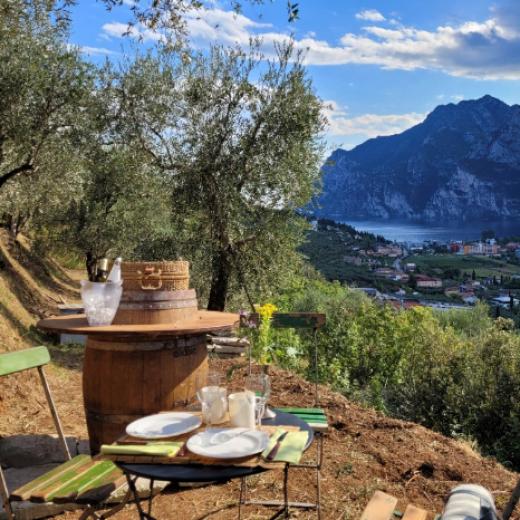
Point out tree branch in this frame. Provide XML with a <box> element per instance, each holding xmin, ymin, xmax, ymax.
<box><xmin>0</xmin><ymin>162</ymin><xmax>33</xmax><ymax>189</ymax></box>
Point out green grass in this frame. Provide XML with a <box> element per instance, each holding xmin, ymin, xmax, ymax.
<box><xmin>407</xmin><ymin>254</ymin><xmax>520</xmax><ymax>278</ymax></box>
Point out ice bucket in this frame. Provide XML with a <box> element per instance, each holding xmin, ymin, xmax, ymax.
<box><xmin>80</xmin><ymin>280</ymin><xmax>123</xmax><ymax>326</ymax></box>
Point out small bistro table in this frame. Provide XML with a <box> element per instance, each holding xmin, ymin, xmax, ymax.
<box><xmin>117</xmin><ymin>410</ymin><xmax>314</xmax><ymax>520</ymax></box>
<box><xmin>37</xmin><ymin>311</ymin><xmax>239</xmax><ymax>453</ymax></box>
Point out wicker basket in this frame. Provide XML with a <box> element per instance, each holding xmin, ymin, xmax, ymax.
<box><xmin>121</xmin><ymin>261</ymin><xmax>190</xmax><ymax>292</ymax></box>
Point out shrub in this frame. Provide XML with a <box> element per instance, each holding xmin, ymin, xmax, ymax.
<box><xmin>270</xmin><ymin>277</ymin><xmax>520</xmax><ymax>469</ymax></box>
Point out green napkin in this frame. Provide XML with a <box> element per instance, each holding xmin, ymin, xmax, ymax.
<box><xmin>101</xmin><ymin>442</ymin><xmax>183</xmax><ymax>457</ymax></box>
<box><xmin>262</xmin><ymin>429</ymin><xmax>308</xmax><ymax>464</ymax></box>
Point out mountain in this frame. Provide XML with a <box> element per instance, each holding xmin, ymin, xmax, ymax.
<box><xmin>316</xmin><ymin>95</ymin><xmax>520</xmax><ymax>221</ymax></box>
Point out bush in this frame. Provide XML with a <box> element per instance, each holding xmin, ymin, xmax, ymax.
<box><xmin>270</xmin><ymin>277</ymin><xmax>520</xmax><ymax>469</ymax></box>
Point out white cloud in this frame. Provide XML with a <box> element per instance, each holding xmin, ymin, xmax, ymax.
<box><xmin>102</xmin><ymin>21</ymin><xmax>163</xmax><ymax>42</ymax></box>
<box><xmin>101</xmin><ymin>2</ymin><xmax>520</xmax><ymax>80</ymax></box>
<box><xmin>355</xmin><ymin>9</ymin><xmax>386</xmax><ymax>22</ymax></box>
<box><xmin>80</xmin><ymin>46</ymin><xmax>119</xmax><ymax>56</ymax></box>
<box><xmin>323</xmin><ymin>100</ymin><xmax>425</xmax><ymax>138</ymax></box>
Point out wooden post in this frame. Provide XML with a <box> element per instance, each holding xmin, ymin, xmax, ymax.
<box><xmin>37</xmin><ymin>366</ymin><xmax>72</xmax><ymax>461</ymax></box>
<box><xmin>0</xmin><ymin>465</ymin><xmax>14</xmax><ymax>520</ymax></box>
<box><xmin>503</xmin><ymin>478</ymin><xmax>520</xmax><ymax>520</ymax></box>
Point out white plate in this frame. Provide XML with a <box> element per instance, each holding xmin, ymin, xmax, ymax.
<box><xmin>187</xmin><ymin>428</ymin><xmax>269</xmax><ymax>459</ymax></box>
<box><xmin>126</xmin><ymin>412</ymin><xmax>202</xmax><ymax>439</ymax></box>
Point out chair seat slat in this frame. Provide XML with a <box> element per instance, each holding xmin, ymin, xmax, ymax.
<box><xmin>10</xmin><ymin>455</ymin><xmax>91</xmax><ymax>501</ymax></box>
<box><xmin>47</xmin><ymin>461</ymin><xmax>119</xmax><ymax>503</ymax></box>
<box><xmin>74</xmin><ymin>471</ymin><xmax>126</xmax><ymax>505</ymax></box>
<box><xmin>28</xmin><ymin>459</ymin><xmax>98</xmax><ymax>502</ymax></box>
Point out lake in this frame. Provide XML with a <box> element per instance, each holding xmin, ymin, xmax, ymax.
<box><xmin>341</xmin><ymin>219</ymin><xmax>520</xmax><ymax>243</ymax></box>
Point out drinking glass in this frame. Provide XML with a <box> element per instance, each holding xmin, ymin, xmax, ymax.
<box><xmin>196</xmin><ymin>386</ymin><xmax>228</xmax><ymax>425</ymax></box>
<box><xmin>245</xmin><ymin>374</ymin><xmax>271</xmax><ymax>427</ymax></box>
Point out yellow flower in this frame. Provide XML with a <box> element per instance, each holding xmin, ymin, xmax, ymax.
<box><xmin>256</xmin><ymin>303</ymin><xmax>278</xmax><ymax>319</ymax></box>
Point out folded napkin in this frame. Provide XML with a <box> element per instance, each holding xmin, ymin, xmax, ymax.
<box><xmin>262</xmin><ymin>428</ymin><xmax>308</xmax><ymax>464</ymax></box>
<box><xmin>100</xmin><ymin>442</ymin><xmax>183</xmax><ymax>457</ymax></box>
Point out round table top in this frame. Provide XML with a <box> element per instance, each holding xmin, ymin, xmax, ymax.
<box><xmin>118</xmin><ymin>411</ymin><xmax>314</xmax><ymax>483</ymax></box>
<box><xmin>37</xmin><ymin>311</ymin><xmax>239</xmax><ymax>338</ymax></box>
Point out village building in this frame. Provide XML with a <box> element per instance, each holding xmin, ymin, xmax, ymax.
<box><xmin>415</xmin><ymin>274</ymin><xmax>443</xmax><ymax>289</ymax></box>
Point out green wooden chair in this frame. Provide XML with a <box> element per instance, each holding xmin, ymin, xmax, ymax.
<box><xmin>239</xmin><ymin>312</ymin><xmax>328</xmax><ymax>519</ymax></box>
<box><xmin>0</xmin><ymin>346</ymin><xmax>128</xmax><ymax>520</ymax></box>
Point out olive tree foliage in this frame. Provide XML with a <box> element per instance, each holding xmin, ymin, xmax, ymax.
<box><xmin>99</xmin><ymin>0</ymin><xmax>299</xmax><ymax>46</ymax></box>
<box><xmin>0</xmin><ymin>0</ymin><xmax>94</xmax><ymax>193</ymax></box>
<box><xmin>115</xmin><ymin>43</ymin><xmax>325</xmax><ymax>310</ymax></box>
<box><xmin>28</xmin><ymin>66</ymin><xmax>173</xmax><ymax>279</ymax></box>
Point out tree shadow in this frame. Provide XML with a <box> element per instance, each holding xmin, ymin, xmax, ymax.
<box><xmin>9</xmin><ymin>238</ymin><xmax>79</xmax><ymax>298</ymax></box>
<box><xmin>0</xmin><ymin>301</ymin><xmax>44</xmax><ymax>344</ymax></box>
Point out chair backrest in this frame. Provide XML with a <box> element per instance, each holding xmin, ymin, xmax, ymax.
<box><xmin>242</xmin><ymin>312</ymin><xmax>326</xmax><ymax>331</ymax></box>
<box><xmin>0</xmin><ymin>346</ymin><xmax>50</xmax><ymax>377</ymax></box>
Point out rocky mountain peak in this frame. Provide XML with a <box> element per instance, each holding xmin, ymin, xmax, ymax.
<box><xmin>315</xmin><ymin>95</ymin><xmax>520</xmax><ymax>222</ymax></box>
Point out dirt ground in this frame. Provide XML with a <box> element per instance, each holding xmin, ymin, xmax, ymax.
<box><xmin>0</xmin><ymin>233</ymin><xmax>519</xmax><ymax>519</ymax></box>
<box><xmin>2</xmin><ymin>356</ymin><xmax>519</xmax><ymax>520</ymax></box>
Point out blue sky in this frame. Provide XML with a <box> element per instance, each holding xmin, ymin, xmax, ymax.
<box><xmin>70</xmin><ymin>0</ymin><xmax>520</xmax><ymax>152</ymax></box>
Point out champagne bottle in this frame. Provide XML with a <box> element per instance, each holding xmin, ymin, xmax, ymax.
<box><xmin>95</xmin><ymin>258</ymin><xmax>109</xmax><ymax>283</ymax></box>
<box><xmin>107</xmin><ymin>257</ymin><xmax>122</xmax><ymax>284</ymax></box>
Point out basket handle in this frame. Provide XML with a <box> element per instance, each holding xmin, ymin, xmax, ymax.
<box><xmin>138</xmin><ymin>267</ymin><xmax>163</xmax><ymax>290</ymax></box>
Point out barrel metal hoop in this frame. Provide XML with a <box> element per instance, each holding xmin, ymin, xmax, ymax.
<box><xmin>120</xmin><ymin>289</ymin><xmax>197</xmax><ymax>302</ymax></box>
<box><xmin>86</xmin><ymin>338</ymin><xmax>205</xmax><ymax>353</ymax></box>
<box><xmin>118</xmin><ymin>299</ymin><xmax>198</xmax><ymax>310</ymax></box>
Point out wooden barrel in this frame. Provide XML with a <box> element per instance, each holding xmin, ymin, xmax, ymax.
<box><xmin>113</xmin><ymin>289</ymin><xmax>198</xmax><ymax>325</ymax></box>
<box><xmin>113</xmin><ymin>261</ymin><xmax>198</xmax><ymax>325</ymax></box>
<box><xmin>83</xmin><ymin>334</ymin><xmax>208</xmax><ymax>453</ymax></box>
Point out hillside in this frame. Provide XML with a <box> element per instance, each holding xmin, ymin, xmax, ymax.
<box><xmin>316</xmin><ymin>95</ymin><xmax>520</xmax><ymax>221</ymax></box>
<box><xmin>0</xmin><ymin>233</ymin><xmax>519</xmax><ymax>519</ymax></box>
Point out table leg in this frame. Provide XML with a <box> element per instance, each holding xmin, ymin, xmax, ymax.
<box><xmin>124</xmin><ymin>473</ymin><xmax>157</xmax><ymax>520</ymax></box>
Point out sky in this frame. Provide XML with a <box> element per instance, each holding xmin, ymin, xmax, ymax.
<box><xmin>70</xmin><ymin>0</ymin><xmax>520</xmax><ymax>153</ymax></box>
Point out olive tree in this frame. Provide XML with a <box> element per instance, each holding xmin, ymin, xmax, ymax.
<box><xmin>0</xmin><ymin>0</ymin><xmax>93</xmax><ymax>190</ymax></box>
<box><xmin>117</xmin><ymin>43</ymin><xmax>324</xmax><ymax>310</ymax></box>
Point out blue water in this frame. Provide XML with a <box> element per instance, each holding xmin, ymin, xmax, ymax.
<box><xmin>341</xmin><ymin>220</ymin><xmax>520</xmax><ymax>244</ymax></box>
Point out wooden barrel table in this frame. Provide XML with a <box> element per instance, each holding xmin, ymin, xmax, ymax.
<box><xmin>37</xmin><ymin>311</ymin><xmax>239</xmax><ymax>453</ymax></box>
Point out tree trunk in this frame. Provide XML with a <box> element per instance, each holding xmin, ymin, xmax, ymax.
<box><xmin>207</xmin><ymin>248</ymin><xmax>232</xmax><ymax>311</ymax></box>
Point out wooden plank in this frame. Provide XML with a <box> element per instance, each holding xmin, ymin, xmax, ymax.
<box><xmin>308</xmin><ymin>422</ymin><xmax>328</xmax><ymax>433</ymax></box>
<box><xmin>240</xmin><ymin>313</ymin><xmax>326</xmax><ymax>330</ymax></box>
<box><xmin>360</xmin><ymin>491</ymin><xmax>398</xmax><ymax>520</ymax></box>
<box><xmin>10</xmin><ymin>455</ymin><xmax>91</xmax><ymax>501</ymax></box>
<box><xmin>290</xmin><ymin>413</ymin><xmax>327</xmax><ymax>422</ymax></box>
<box><xmin>75</xmin><ymin>473</ymin><xmax>127</xmax><ymax>505</ymax></box>
<box><xmin>402</xmin><ymin>504</ymin><xmax>428</xmax><ymax>520</ymax></box>
<box><xmin>0</xmin><ymin>346</ymin><xmax>50</xmax><ymax>377</ymax></box>
<box><xmin>46</xmin><ymin>461</ymin><xmax>117</xmax><ymax>503</ymax></box>
<box><xmin>29</xmin><ymin>459</ymin><xmax>99</xmax><ymax>502</ymax></box>
<box><xmin>272</xmin><ymin>313</ymin><xmax>326</xmax><ymax>329</ymax></box>
<box><xmin>276</xmin><ymin>407</ymin><xmax>326</xmax><ymax>415</ymax></box>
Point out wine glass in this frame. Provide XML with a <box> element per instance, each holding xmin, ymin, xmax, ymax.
<box><xmin>245</xmin><ymin>374</ymin><xmax>271</xmax><ymax>426</ymax></box>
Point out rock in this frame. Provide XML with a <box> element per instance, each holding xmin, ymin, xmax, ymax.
<box><xmin>0</xmin><ymin>435</ymin><xmax>89</xmax><ymax>468</ymax></box>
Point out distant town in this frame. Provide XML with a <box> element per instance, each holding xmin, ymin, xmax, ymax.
<box><xmin>301</xmin><ymin>218</ymin><xmax>520</xmax><ymax>322</ymax></box>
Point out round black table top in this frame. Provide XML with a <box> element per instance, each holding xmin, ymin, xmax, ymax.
<box><xmin>118</xmin><ymin>410</ymin><xmax>314</xmax><ymax>483</ymax></box>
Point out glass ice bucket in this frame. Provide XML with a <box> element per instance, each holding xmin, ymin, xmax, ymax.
<box><xmin>80</xmin><ymin>280</ymin><xmax>123</xmax><ymax>326</ymax></box>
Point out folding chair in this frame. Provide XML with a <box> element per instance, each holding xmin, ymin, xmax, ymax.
<box><xmin>0</xmin><ymin>346</ymin><xmax>128</xmax><ymax>520</ymax></box>
<box><xmin>239</xmin><ymin>312</ymin><xmax>327</xmax><ymax>519</ymax></box>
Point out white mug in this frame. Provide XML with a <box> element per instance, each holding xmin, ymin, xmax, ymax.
<box><xmin>228</xmin><ymin>391</ymin><xmax>256</xmax><ymax>429</ymax></box>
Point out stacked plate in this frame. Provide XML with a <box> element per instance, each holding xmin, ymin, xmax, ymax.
<box><xmin>125</xmin><ymin>413</ymin><xmax>269</xmax><ymax>459</ymax></box>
